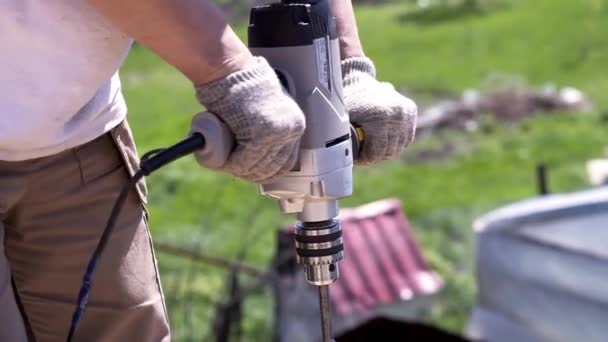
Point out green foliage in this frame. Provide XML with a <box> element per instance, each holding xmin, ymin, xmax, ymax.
<box><xmin>120</xmin><ymin>0</ymin><xmax>608</xmax><ymax>338</ymax></box>
<box><xmin>357</xmin><ymin>0</ymin><xmax>608</xmax><ymax>105</ymax></box>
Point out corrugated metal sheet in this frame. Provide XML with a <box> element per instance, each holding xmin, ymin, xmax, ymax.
<box><xmin>332</xmin><ymin>198</ymin><xmax>442</xmax><ymax>315</ymax></box>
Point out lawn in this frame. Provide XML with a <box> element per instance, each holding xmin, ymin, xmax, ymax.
<box><xmin>119</xmin><ymin>0</ymin><xmax>608</xmax><ymax>339</ymax></box>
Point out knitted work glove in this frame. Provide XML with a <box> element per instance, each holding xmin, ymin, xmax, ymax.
<box><xmin>194</xmin><ymin>57</ymin><xmax>305</xmax><ymax>183</ymax></box>
<box><xmin>342</xmin><ymin>57</ymin><xmax>417</xmax><ymax>165</ymax></box>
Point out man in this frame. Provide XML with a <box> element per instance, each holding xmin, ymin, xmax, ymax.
<box><xmin>0</xmin><ymin>0</ymin><xmax>417</xmax><ymax>340</ymax></box>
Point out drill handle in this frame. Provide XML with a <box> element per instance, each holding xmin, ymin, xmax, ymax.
<box><xmin>190</xmin><ymin>112</ymin><xmax>365</xmax><ymax>169</ymax></box>
<box><xmin>190</xmin><ymin>112</ymin><xmax>235</xmax><ymax>169</ymax></box>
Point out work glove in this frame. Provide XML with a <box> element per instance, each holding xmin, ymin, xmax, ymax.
<box><xmin>193</xmin><ymin>57</ymin><xmax>306</xmax><ymax>183</ymax></box>
<box><xmin>342</xmin><ymin>57</ymin><xmax>418</xmax><ymax>165</ymax></box>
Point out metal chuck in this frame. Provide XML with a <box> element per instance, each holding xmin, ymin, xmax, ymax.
<box><xmin>294</xmin><ymin>219</ymin><xmax>343</xmax><ymax>341</ymax></box>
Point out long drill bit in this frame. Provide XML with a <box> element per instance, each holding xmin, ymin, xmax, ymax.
<box><xmin>318</xmin><ymin>285</ymin><xmax>333</xmax><ymax>342</ymax></box>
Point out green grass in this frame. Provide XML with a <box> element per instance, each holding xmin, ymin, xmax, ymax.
<box><xmin>120</xmin><ymin>0</ymin><xmax>608</xmax><ymax>338</ymax></box>
<box><xmin>358</xmin><ymin>0</ymin><xmax>608</xmax><ymax>105</ymax></box>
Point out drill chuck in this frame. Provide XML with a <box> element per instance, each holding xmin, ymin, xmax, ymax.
<box><xmin>295</xmin><ymin>219</ymin><xmax>343</xmax><ymax>286</ymax></box>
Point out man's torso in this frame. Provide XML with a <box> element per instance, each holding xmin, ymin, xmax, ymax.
<box><xmin>0</xmin><ymin>0</ymin><xmax>132</xmax><ymax>160</ymax></box>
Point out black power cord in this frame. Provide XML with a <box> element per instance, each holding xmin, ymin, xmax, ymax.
<box><xmin>66</xmin><ymin>133</ymin><xmax>207</xmax><ymax>342</ymax></box>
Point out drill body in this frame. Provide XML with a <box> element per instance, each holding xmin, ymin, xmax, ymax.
<box><xmin>250</xmin><ymin>0</ymin><xmax>353</xmax><ymax>282</ymax></box>
<box><xmin>249</xmin><ymin>0</ymin><xmax>353</xmax><ymax>221</ymax></box>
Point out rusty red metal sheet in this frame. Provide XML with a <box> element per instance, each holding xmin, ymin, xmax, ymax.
<box><xmin>331</xmin><ymin>198</ymin><xmax>443</xmax><ymax>314</ymax></box>
<box><xmin>278</xmin><ymin>198</ymin><xmax>443</xmax><ymax>316</ymax></box>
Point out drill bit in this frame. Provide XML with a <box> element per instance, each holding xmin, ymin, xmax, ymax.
<box><xmin>318</xmin><ymin>285</ymin><xmax>333</xmax><ymax>342</ymax></box>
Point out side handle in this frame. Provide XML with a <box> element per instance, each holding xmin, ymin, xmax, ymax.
<box><xmin>350</xmin><ymin>124</ymin><xmax>364</xmax><ymax>161</ymax></box>
<box><xmin>190</xmin><ymin>112</ymin><xmax>235</xmax><ymax>169</ymax></box>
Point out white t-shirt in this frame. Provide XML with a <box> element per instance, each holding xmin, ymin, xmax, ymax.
<box><xmin>0</xmin><ymin>1</ymin><xmax>132</xmax><ymax>161</ymax></box>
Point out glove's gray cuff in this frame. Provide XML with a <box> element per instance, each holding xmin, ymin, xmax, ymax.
<box><xmin>341</xmin><ymin>57</ymin><xmax>377</xmax><ymax>87</ymax></box>
<box><xmin>195</xmin><ymin>57</ymin><xmax>279</xmax><ymax>108</ymax></box>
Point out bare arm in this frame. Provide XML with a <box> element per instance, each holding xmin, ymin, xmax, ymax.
<box><xmin>329</xmin><ymin>0</ymin><xmax>366</xmax><ymax>59</ymax></box>
<box><xmin>86</xmin><ymin>0</ymin><xmax>254</xmax><ymax>85</ymax></box>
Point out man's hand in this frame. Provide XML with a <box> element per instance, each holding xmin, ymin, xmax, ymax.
<box><xmin>342</xmin><ymin>57</ymin><xmax>417</xmax><ymax>165</ymax></box>
<box><xmin>193</xmin><ymin>57</ymin><xmax>305</xmax><ymax>183</ymax></box>
<box><xmin>329</xmin><ymin>1</ymin><xmax>417</xmax><ymax>164</ymax></box>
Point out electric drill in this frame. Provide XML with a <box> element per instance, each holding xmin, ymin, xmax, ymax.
<box><xmin>249</xmin><ymin>1</ymin><xmax>360</xmax><ymax>341</ymax></box>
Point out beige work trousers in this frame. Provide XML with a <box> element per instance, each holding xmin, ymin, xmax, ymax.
<box><xmin>0</xmin><ymin>121</ymin><xmax>170</xmax><ymax>341</ymax></box>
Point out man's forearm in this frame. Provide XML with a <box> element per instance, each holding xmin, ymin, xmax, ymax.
<box><xmin>329</xmin><ymin>0</ymin><xmax>365</xmax><ymax>59</ymax></box>
<box><xmin>86</xmin><ymin>0</ymin><xmax>253</xmax><ymax>85</ymax></box>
